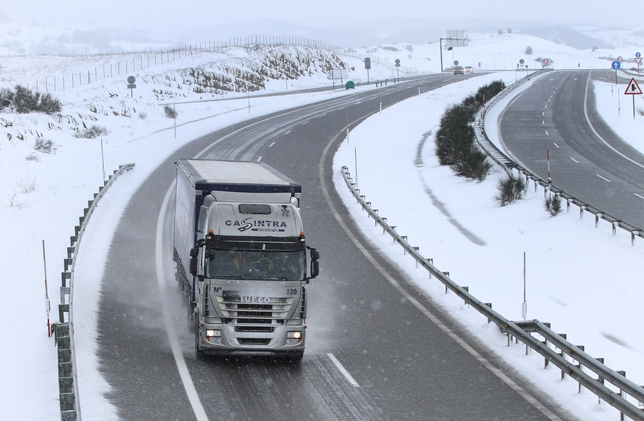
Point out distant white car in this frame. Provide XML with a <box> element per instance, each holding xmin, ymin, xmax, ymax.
<box><xmin>452</xmin><ymin>66</ymin><xmax>464</xmax><ymax>75</ymax></box>
<box><xmin>464</xmin><ymin>66</ymin><xmax>473</xmax><ymax>73</ymax></box>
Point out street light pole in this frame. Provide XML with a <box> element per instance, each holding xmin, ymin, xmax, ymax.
<box><xmin>439</xmin><ymin>38</ymin><xmax>444</xmax><ymax>72</ymax></box>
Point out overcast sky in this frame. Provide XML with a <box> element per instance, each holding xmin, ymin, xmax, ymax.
<box><xmin>2</xmin><ymin>0</ymin><xmax>638</xmax><ymax>32</ymax></box>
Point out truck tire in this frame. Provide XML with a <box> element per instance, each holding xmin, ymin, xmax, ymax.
<box><xmin>195</xmin><ymin>322</ymin><xmax>205</xmax><ymax>359</ymax></box>
<box><xmin>187</xmin><ymin>306</ymin><xmax>195</xmax><ymax>332</ymax></box>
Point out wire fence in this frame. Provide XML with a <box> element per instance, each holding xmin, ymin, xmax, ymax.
<box><xmin>22</xmin><ymin>35</ymin><xmax>417</xmax><ymax>94</ymax></box>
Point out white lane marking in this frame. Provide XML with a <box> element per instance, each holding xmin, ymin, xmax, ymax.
<box><xmin>257</xmin><ymin>156</ymin><xmax>262</xmax><ymax>162</ymax></box>
<box><xmin>542</xmin><ymin>121</ymin><xmax>545</xmax><ymax>125</ymax></box>
<box><xmin>285</xmin><ymin>130</ymin><xmax>292</xmax><ymax>135</ymax></box>
<box><xmin>570</xmin><ymin>157</ymin><xmax>579</xmax><ymax>163</ymax></box>
<box><xmin>545</xmin><ymin>131</ymin><xmax>549</xmax><ymax>136</ymax></box>
<box><xmin>156</xmin><ymin>181</ymin><xmax>209</xmax><ymax>421</ymax></box>
<box><xmin>327</xmin><ymin>353</ymin><xmax>360</xmax><ymax>387</ymax></box>
<box><xmin>319</xmin><ymin>129</ymin><xmax>563</xmax><ymax>421</ymax></box>
<box><xmin>634</xmin><ymin>193</ymin><xmax>644</xmax><ymax>200</ymax></box>
<box><xmin>553</xmin><ymin>143</ymin><xmax>559</xmax><ymax>148</ymax></box>
<box><xmin>269</xmin><ymin>142</ymin><xmax>276</xmax><ymax>147</ymax></box>
<box><xmin>596</xmin><ymin>174</ymin><xmax>611</xmax><ymax>182</ymax></box>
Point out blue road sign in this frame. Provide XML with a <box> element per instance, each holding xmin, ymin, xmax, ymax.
<box><xmin>636</xmin><ymin>52</ymin><xmax>641</xmax><ymax>58</ymax></box>
<box><xmin>612</xmin><ymin>60</ymin><xmax>621</xmax><ymax>70</ymax></box>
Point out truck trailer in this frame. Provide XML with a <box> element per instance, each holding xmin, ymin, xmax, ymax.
<box><xmin>173</xmin><ymin>159</ymin><xmax>319</xmax><ymax>361</ymax></box>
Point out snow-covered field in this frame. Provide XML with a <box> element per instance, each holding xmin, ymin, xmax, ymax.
<box><xmin>0</xmin><ymin>25</ymin><xmax>643</xmax><ymax>420</ymax></box>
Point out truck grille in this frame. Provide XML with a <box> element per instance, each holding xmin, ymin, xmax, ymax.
<box><xmin>217</xmin><ymin>293</ymin><xmax>295</xmax><ymax>340</ymax></box>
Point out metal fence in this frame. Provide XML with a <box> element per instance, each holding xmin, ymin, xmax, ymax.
<box><xmin>340</xmin><ymin>166</ymin><xmax>644</xmax><ymax>420</ymax></box>
<box><xmin>26</xmin><ymin>35</ymin><xmax>418</xmax><ymax>94</ymax></box>
<box><xmin>54</xmin><ymin>163</ymin><xmax>135</xmax><ymax>421</ymax></box>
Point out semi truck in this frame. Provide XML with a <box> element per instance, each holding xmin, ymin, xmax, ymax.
<box><xmin>173</xmin><ymin>159</ymin><xmax>320</xmax><ymax>361</ymax></box>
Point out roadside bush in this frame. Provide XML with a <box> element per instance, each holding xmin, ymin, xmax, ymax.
<box><xmin>12</xmin><ymin>85</ymin><xmax>61</xmax><ymax>114</ymax></box>
<box><xmin>0</xmin><ymin>87</ymin><xmax>13</xmax><ymax>111</ymax></box>
<box><xmin>435</xmin><ymin>104</ymin><xmax>475</xmax><ymax>166</ymax></box>
<box><xmin>75</xmin><ymin>125</ymin><xmax>108</xmax><ymax>139</ymax></box>
<box><xmin>34</xmin><ymin>138</ymin><xmax>54</xmax><ymax>153</ymax></box>
<box><xmin>434</xmin><ymin>80</ymin><xmax>507</xmax><ymax>182</ymax></box>
<box><xmin>25</xmin><ymin>152</ymin><xmax>40</xmax><ymax>162</ymax></box>
<box><xmin>494</xmin><ymin>174</ymin><xmax>528</xmax><ymax>206</ymax></box>
<box><xmin>545</xmin><ymin>193</ymin><xmax>562</xmax><ymax>215</ymax></box>
<box><xmin>452</xmin><ymin>147</ymin><xmax>492</xmax><ymax>181</ymax></box>
<box><xmin>475</xmin><ymin>80</ymin><xmax>505</xmax><ymax>104</ymax></box>
<box><xmin>164</xmin><ymin>105</ymin><xmax>178</xmax><ymax>119</ymax></box>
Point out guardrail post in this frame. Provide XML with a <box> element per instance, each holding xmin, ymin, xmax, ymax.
<box><xmin>484</xmin><ymin>303</ymin><xmax>493</xmax><ymax>323</ymax></box>
<box><xmin>580</xmin><ymin>206</ymin><xmax>586</xmax><ymax>219</ymax></box>
<box><xmin>576</xmin><ymin>345</ymin><xmax>585</xmax><ymax>392</ymax></box>
<box><xmin>426</xmin><ymin>258</ymin><xmax>433</xmax><ymax>278</ymax></box>
<box><xmin>461</xmin><ymin>286</ymin><xmax>469</xmax><ymax>306</ymax></box>
<box><xmin>558</xmin><ymin>333</ymin><xmax>567</xmax><ymax>380</ymax></box>
<box><xmin>618</xmin><ymin>371</ymin><xmax>627</xmax><ymax>421</ymax></box>
<box><xmin>596</xmin><ymin>357</ymin><xmax>605</xmax><ymax>405</ymax></box>
<box><xmin>612</xmin><ymin>221</ymin><xmax>618</xmax><ymax>236</ymax></box>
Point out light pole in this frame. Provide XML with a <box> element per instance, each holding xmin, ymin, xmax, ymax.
<box><xmin>439</xmin><ymin>38</ymin><xmax>454</xmax><ymax>73</ymax></box>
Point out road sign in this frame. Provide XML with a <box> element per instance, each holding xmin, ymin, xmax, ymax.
<box><xmin>624</xmin><ymin>78</ymin><xmax>642</xmax><ymax>95</ymax></box>
<box><xmin>395</xmin><ymin>59</ymin><xmax>400</xmax><ymax>67</ymax></box>
<box><xmin>636</xmin><ymin>52</ymin><xmax>641</xmax><ymax>58</ymax></box>
<box><xmin>364</xmin><ymin>57</ymin><xmax>371</xmax><ymax>70</ymax></box>
<box><xmin>611</xmin><ymin>60</ymin><xmax>621</xmax><ymax>70</ymax></box>
<box><xmin>636</xmin><ymin>58</ymin><xmax>642</xmax><ymax>65</ymax></box>
<box><xmin>617</xmin><ymin>56</ymin><xmax>623</xmax><ymax>62</ymax></box>
<box><xmin>127</xmin><ymin>75</ymin><xmax>136</xmax><ymax>97</ymax></box>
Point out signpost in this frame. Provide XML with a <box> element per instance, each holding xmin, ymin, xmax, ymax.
<box><xmin>127</xmin><ymin>75</ymin><xmax>136</xmax><ymax>98</ymax></box>
<box><xmin>439</xmin><ymin>30</ymin><xmax>469</xmax><ymax>72</ymax></box>
<box><xmin>636</xmin><ymin>52</ymin><xmax>642</xmax><ymax>73</ymax></box>
<box><xmin>364</xmin><ymin>57</ymin><xmax>371</xmax><ymax>82</ymax></box>
<box><xmin>611</xmin><ymin>60</ymin><xmax>621</xmax><ymax>84</ymax></box>
<box><xmin>327</xmin><ymin>69</ymin><xmax>347</xmax><ymax>91</ymax></box>
<box><xmin>624</xmin><ymin>77</ymin><xmax>643</xmax><ymax>119</ymax></box>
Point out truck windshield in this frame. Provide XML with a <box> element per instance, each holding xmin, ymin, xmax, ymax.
<box><xmin>205</xmin><ymin>249</ymin><xmax>305</xmax><ymax>281</ymax></box>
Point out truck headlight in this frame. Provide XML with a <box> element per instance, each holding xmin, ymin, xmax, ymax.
<box><xmin>287</xmin><ymin>331</ymin><xmax>302</xmax><ymax>345</ymax></box>
<box><xmin>206</xmin><ymin>329</ymin><xmax>221</xmax><ymax>343</ymax></box>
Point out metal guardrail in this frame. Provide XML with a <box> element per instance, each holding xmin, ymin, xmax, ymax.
<box><xmin>54</xmin><ymin>163</ymin><xmax>135</xmax><ymax>421</ymax></box>
<box><xmin>474</xmin><ymin>70</ymin><xmax>644</xmax><ymax>245</ymax></box>
<box><xmin>341</xmin><ymin>166</ymin><xmax>644</xmax><ymax>420</ymax></box>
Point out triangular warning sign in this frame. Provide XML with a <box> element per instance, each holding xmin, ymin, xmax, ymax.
<box><xmin>625</xmin><ymin>78</ymin><xmax>643</xmax><ymax>95</ymax></box>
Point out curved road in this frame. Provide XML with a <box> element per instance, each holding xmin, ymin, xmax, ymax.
<box><xmin>499</xmin><ymin>69</ymin><xmax>644</xmax><ymax>230</ymax></box>
<box><xmin>94</xmin><ymin>74</ymin><xmax>578</xmax><ymax>420</ymax></box>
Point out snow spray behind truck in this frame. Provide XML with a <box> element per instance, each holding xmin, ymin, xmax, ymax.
<box><xmin>173</xmin><ymin>159</ymin><xmax>320</xmax><ymax>361</ymax></box>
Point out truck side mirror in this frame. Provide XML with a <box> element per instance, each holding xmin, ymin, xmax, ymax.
<box><xmin>308</xmin><ymin>248</ymin><xmax>320</xmax><ymax>279</ymax></box>
<box><xmin>189</xmin><ymin>247</ymin><xmax>199</xmax><ymax>277</ymax></box>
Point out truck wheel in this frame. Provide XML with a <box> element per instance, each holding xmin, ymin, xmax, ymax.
<box><xmin>194</xmin><ymin>323</ymin><xmax>205</xmax><ymax>359</ymax></box>
<box><xmin>187</xmin><ymin>307</ymin><xmax>195</xmax><ymax>332</ymax></box>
